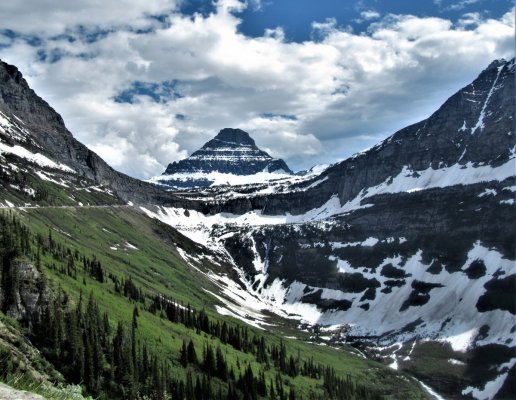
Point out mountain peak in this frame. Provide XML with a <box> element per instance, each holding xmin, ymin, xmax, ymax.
<box><xmin>210</xmin><ymin>128</ymin><xmax>256</xmax><ymax>147</ymax></box>
<box><xmin>149</xmin><ymin>128</ymin><xmax>293</xmax><ymax>189</ymax></box>
<box><xmin>486</xmin><ymin>57</ymin><xmax>512</xmax><ymax>71</ymax></box>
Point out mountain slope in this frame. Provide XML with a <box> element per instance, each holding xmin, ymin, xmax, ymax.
<box><xmin>0</xmin><ymin>60</ymin><xmax>186</xmax><ymax>206</ymax></box>
<box><xmin>0</xmin><ymin>61</ymin><xmax>431</xmax><ymax>399</ymax></box>
<box><xmin>192</xmin><ymin>58</ymin><xmax>514</xmax><ymax>215</ymax></box>
<box><xmin>149</xmin><ymin>128</ymin><xmax>293</xmax><ymax>189</ymax></box>
<box><xmin>149</xmin><ymin>58</ymin><xmax>516</xmax><ymax>400</ymax></box>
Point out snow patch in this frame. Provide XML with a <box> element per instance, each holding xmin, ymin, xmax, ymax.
<box><xmin>148</xmin><ymin>170</ymin><xmax>292</xmax><ymax>188</ymax></box>
<box><xmin>444</xmin><ymin>328</ymin><xmax>477</xmax><ymax>352</ymax></box>
<box><xmin>110</xmin><ymin>242</ymin><xmax>139</xmax><ymax>251</ymax></box>
<box><xmin>417</xmin><ymin>380</ymin><xmax>447</xmax><ymax>400</ymax></box>
<box><xmin>478</xmin><ymin>188</ymin><xmax>497</xmax><ymax>197</ymax></box>
<box><xmin>0</xmin><ymin>141</ymin><xmax>74</xmax><ymax>172</ymax></box>
<box><xmin>471</xmin><ymin>66</ymin><xmax>503</xmax><ymax>134</ymax></box>
<box><xmin>462</xmin><ymin>358</ymin><xmax>516</xmax><ymax>400</ymax></box>
<box><xmin>448</xmin><ymin>358</ymin><xmax>466</xmax><ymax>366</ymax></box>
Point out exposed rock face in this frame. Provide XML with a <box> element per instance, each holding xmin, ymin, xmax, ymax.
<box><xmin>0</xmin><ymin>60</ymin><xmax>185</xmax><ymax>206</ymax></box>
<box><xmin>0</xmin><ymin>261</ymin><xmax>47</xmax><ymax>322</ymax></box>
<box><xmin>151</xmin><ymin>128</ymin><xmax>292</xmax><ymax>189</ymax></box>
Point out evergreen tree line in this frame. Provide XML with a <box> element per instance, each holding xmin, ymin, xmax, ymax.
<box><xmin>0</xmin><ymin>212</ymin><xmax>383</xmax><ymax>400</ymax></box>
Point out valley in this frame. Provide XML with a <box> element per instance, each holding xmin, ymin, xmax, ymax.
<box><xmin>0</xmin><ymin>55</ymin><xmax>514</xmax><ymax>400</ymax></box>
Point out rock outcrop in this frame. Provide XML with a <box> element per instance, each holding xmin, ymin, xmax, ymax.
<box><xmin>165</xmin><ymin>128</ymin><xmax>291</xmax><ymax>176</ymax></box>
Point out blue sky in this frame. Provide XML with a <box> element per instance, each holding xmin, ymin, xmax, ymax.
<box><xmin>0</xmin><ymin>0</ymin><xmax>514</xmax><ymax>178</ymax></box>
<box><xmin>183</xmin><ymin>0</ymin><xmax>513</xmax><ymax>41</ymax></box>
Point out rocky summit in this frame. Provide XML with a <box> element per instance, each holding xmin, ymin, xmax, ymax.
<box><xmin>148</xmin><ymin>128</ymin><xmax>293</xmax><ymax>189</ymax></box>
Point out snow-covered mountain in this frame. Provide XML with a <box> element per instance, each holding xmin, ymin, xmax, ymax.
<box><xmin>148</xmin><ymin>128</ymin><xmax>293</xmax><ymax>189</ymax></box>
<box><xmin>144</xmin><ymin>58</ymin><xmax>516</xmax><ymax>400</ymax></box>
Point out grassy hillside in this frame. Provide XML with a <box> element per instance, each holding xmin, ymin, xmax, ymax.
<box><xmin>0</xmin><ymin>206</ymin><xmax>429</xmax><ymax>399</ymax></box>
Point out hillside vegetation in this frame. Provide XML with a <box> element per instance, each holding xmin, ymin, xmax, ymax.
<box><xmin>0</xmin><ymin>206</ymin><xmax>429</xmax><ymax>399</ymax></box>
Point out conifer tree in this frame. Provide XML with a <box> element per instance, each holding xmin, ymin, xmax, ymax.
<box><xmin>216</xmin><ymin>346</ymin><xmax>227</xmax><ymax>380</ymax></box>
<box><xmin>187</xmin><ymin>339</ymin><xmax>197</xmax><ymax>364</ymax></box>
<box><xmin>180</xmin><ymin>339</ymin><xmax>188</xmax><ymax>367</ymax></box>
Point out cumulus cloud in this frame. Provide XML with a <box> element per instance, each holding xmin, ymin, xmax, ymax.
<box><xmin>0</xmin><ymin>1</ymin><xmax>514</xmax><ymax>177</ymax></box>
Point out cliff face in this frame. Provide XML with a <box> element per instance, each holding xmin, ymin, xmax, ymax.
<box><xmin>0</xmin><ymin>260</ymin><xmax>46</xmax><ymax>322</ymax></box>
<box><xmin>165</xmin><ymin>128</ymin><xmax>292</xmax><ymax>176</ymax></box>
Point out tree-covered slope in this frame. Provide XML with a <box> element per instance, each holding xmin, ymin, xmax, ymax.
<box><xmin>0</xmin><ymin>208</ymin><xmax>430</xmax><ymax>399</ymax></box>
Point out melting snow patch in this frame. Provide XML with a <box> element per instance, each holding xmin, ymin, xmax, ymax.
<box><xmin>448</xmin><ymin>358</ymin><xmax>466</xmax><ymax>366</ymax></box>
<box><xmin>304</xmin><ymin>176</ymin><xmax>329</xmax><ymax>190</ymax></box>
<box><xmin>462</xmin><ymin>358</ymin><xmax>516</xmax><ymax>400</ymax></box>
<box><xmin>330</xmin><ymin>237</ymin><xmax>378</xmax><ymax>248</ymax></box>
<box><xmin>53</xmin><ymin>227</ymin><xmax>72</xmax><ymax>238</ymax></box>
<box><xmin>362</xmin><ymin>237</ymin><xmax>379</xmax><ymax>246</ymax></box>
<box><xmin>34</xmin><ymin>170</ymin><xmax>70</xmax><ymax>187</ymax></box>
<box><xmin>0</xmin><ymin>142</ymin><xmax>74</xmax><ymax>172</ymax></box>
<box><xmin>417</xmin><ymin>379</ymin><xmax>447</xmax><ymax>400</ymax></box>
<box><xmin>478</xmin><ymin>188</ymin><xmax>497</xmax><ymax>197</ymax></box>
<box><xmin>124</xmin><ymin>241</ymin><xmax>138</xmax><ymax>250</ymax></box>
<box><xmin>471</xmin><ymin>66</ymin><xmax>503</xmax><ymax>134</ymax></box>
<box><xmin>110</xmin><ymin>242</ymin><xmax>139</xmax><ymax>251</ymax></box>
<box><xmin>148</xmin><ymin>170</ymin><xmax>292</xmax><ymax>188</ymax></box>
<box><xmin>442</xmin><ymin>327</ymin><xmax>477</xmax><ymax>352</ymax></box>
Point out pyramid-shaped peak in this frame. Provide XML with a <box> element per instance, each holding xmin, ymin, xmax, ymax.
<box><xmin>212</xmin><ymin>128</ymin><xmax>256</xmax><ymax>147</ymax></box>
<box><xmin>160</xmin><ymin>127</ymin><xmax>293</xmax><ymax>181</ymax></box>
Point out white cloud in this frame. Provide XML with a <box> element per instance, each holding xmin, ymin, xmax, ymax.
<box><xmin>447</xmin><ymin>0</ymin><xmax>481</xmax><ymax>11</ymax></box>
<box><xmin>458</xmin><ymin>12</ymin><xmax>482</xmax><ymax>26</ymax></box>
<box><xmin>0</xmin><ymin>0</ymin><xmax>178</xmax><ymax>35</ymax></box>
<box><xmin>0</xmin><ymin>2</ymin><xmax>514</xmax><ymax>177</ymax></box>
<box><xmin>360</xmin><ymin>10</ymin><xmax>381</xmax><ymax>20</ymax></box>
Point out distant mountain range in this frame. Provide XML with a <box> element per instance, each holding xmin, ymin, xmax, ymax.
<box><xmin>148</xmin><ymin>128</ymin><xmax>293</xmax><ymax>189</ymax></box>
